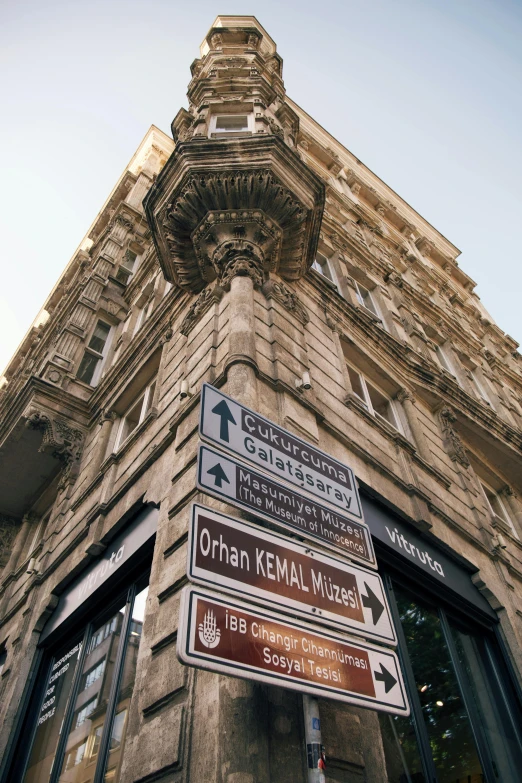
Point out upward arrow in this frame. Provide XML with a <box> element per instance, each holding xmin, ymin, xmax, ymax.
<box><xmin>211</xmin><ymin>400</ymin><xmax>237</xmax><ymax>443</ymax></box>
<box><xmin>207</xmin><ymin>462</ymin><xmax>230</xmax><ymax>489</ymax></box>
<box><xmin>374</xmin><ymin>663</ymin><xmax>397</xmax><ymax>693</ymax></box>
<box><xmin>361</xmin><ymin>582</ymin><xmax>385</xmax><ymax>625</ymax></box>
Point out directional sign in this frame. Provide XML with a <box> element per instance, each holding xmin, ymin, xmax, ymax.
<box><xmin>197</xmin><ymin>444</ymin><xmax>376</xmax><ymax>569</ymax></box>
<box><xmin>199</xmin><ymin>384</ymin><xmax>363</xmax><ymax>521</ymax></box>
<box><xmin>177</xmin><ymin>587</ymin><xmax>409</xmax><ymax>716</ymax></box>
<box><xmin>188</xmin><ymin>504</ymin><xmax>396</xmax><ymax>645</ymax></box>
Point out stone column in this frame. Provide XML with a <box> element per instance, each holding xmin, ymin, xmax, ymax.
<box><xmin>397</xmin><ymin>389</ymin><xmax>432</xmax><ymax>465</ymax></box>
<box><xmin>224</xmin><ymin>264</ymin><xmax>261</xmax><ymax>410</ymax></box>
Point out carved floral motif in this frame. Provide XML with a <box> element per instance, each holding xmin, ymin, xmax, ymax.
<box><xmin>262</xmin><ymin>280</ymin><xmax>309</xmax><ymax>324</ymax></box>
<box><xmin>26</xmin><ymin>411</ymin><xmax>85</xmax><ymax>487</ymax></box>
<box><xmin>180</xmin><ymin>285</ymin><xmax>224</xmax><ymax>337</ymax></box>
<box><xmin>439</xmin><ymin>406</ymin><xmax>470</xmax><ymax>468</ymax></box>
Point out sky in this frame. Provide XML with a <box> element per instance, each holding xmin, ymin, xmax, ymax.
<box><xmin>1</xmin><ymin>0</ymin><xmax>521</xmax><ymax>374</ymax></box>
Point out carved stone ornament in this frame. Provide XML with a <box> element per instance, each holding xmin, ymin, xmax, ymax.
<box><xmin>180</xmin><ymin>285</ymin><xmax>224</xmax><ymax>337</ymax></box>
<box><xmin>438</xmin><ymin>406</ymin><xmax>470</xmax><ymax>468</ymax></box>
<box><xmin>144</xmin><ymin>137</ymin><xmax>325</xmax><ymax>294</ymax></box>
<box><xmin>262</xmin><ymin>279</ymin><xmax>309</xmax><ymax>324</ymax></box>
<box><xmin>0</xmin><ymin>515</ymin><xmax>18</xmax><ymax>567</ymax></box>
<box><xmin>26</xmin><ymin>411</ymin><xmax>85</xmax><ymax>486</ymax></box>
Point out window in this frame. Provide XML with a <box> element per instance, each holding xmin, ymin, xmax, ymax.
<box><xmin>470</xmin><ymin>369</ymin><xmax>490</xmax><ymax>404</ymax></box>
<box><xmin>311</xmin><ymin>252</ymin><xmax>336</xmax><ymax>284</ymax></box>
<box><xmin>434</xmin><ymin>343</ymin><xmax>455</xmax><ymax>375</ymax></box>
<box><xmin>210</xmin><ymin>114</ymin><xmax>253</xmax><ymax>135</ymax></box>
<box><xmin>114</xmin><ymin>377</ymin><xmax>157</xmax><ymax>450</ymax></box>
<box><xmin>132</xmin><ymin>297</ymin><xmax>154</xmax><ymax>337</ymax></box>
<box><xmin>17</xmin><ymin>578</ymin><xmax>149</xmax><ymax>783</ymax></box>
<box><xmin>0</xmin><ymin>647</ymin><xmax>6</xmax><ymax>677</ymax></box>
<box><xmin>480</xmin><ymin>483</ymin><xmax>518</xmax><ymax>538</ymax></box>
<box><xmin>82</xmin><ymin>660</ymin><xmax>105</xmax><ymax>691</ymax></box>
<box><xmin>115</xmin><ymin>251</ymin><xmax>138</xmax><ymax>285</ymax></box>
<box><xmin>354</xmin><ymin>281</ymin><xmax>380</xmax><ymax>318</ymax></box>
<box><xmin>347</xmin><ymin>364</ymin><xmax>400</xmax><ymax>430</ymax></box>
<box><xmin>77</xmin><ymin>320</ymin><xmax>112</xmax><ymax>386</ymax></box>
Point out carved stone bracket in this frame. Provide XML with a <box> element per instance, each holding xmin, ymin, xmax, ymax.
<box><xmin>262</xmin><ymin>279</ymin><xmax>309</xmax><ymax>324</ymax></box>
<box><xmin>180</xmin><ymin>285</ymin><xmax>225</xmax><ymax>337</ymax></box>
<box><xmin>26</xmin><ymin>411</ymin><xmax>85</xmax><ymax>487</ymax></box>
<box><xmin>0</xmin><ymin>515</ymin><xmax>18</xmax><ymax>568</ymax></box>
<box><xmin>438</xmin><ymin>406</ymin><xmax>470</xmax><ymax>468</ymax></box>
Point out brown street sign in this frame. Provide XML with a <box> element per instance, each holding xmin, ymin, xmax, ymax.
<box><xmin>197</xmin><ymin>444</ymin><xmax>376</xmax><ymax>569</ymax></box>
<box><xmin>188</xmin><ymin>504</ymin><xmax>395</xmax><ymax>645</ymax></box>
<box><xmin>177</xmin><ymin>587</ymin><xmax>409</xmax><ymax>716</ymax></box>
<box><xmin>199</xmin><ymin>384</ymin><xmax>363</xmax><ymax>520</ymax></box>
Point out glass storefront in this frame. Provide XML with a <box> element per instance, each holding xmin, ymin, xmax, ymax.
<box><xmin>12</xmin><ymin>578</ymin><xmax>149</xmax><ymax>783</ymax></box>
<box><xmin>380</xmin><ymin>578</ymin><xmax>522</xmax><ymax>783</ymax></box>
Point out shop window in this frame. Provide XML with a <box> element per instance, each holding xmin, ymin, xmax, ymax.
<box><xmin>347</xmin><ymin>364</ymin><xmax>400</xmax><ymax>430</ymax></box>
<box><xmin>480</xmin><ymin>483</ymin><xmax>518</xmax><ymax>538</ymax></box>
<box><xmin>15</xmin><ymin>577</ymin><xmax>149</xmax><ymax>783</ymax></box>
<box><xmin>115</xmin><ymin>251</ymin><xmax>138</xmax><ymax>286</ymax></box>
<box><xmin>114</xmin><ymin>376</ymin><xmax>157</xmax><ymax>450</ymax></box>
<box><xmin>311</xmin><ymin>252</ymin><xmax>336</xmax><ymax>284</ymax></box>
<box><xmin>77</xmin><ymin>320</ymin><xmax>113</xmax><ymax>387</ymax></box>
<box><xmin>381</xmin><ymin>578</ymin><xmax>522</xmax><ymax>783</ymax></box>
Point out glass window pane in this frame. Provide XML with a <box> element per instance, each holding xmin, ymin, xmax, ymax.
<box><xmin>56</xmin><ymin>603</ymin><xmax>127</xmax><ymax>783</ymax></box>
<box><xmin>119</xmin><ymin>395</ymin><xmax>145</xmax><ymax>444</ymax></box>
<box><xmin>22</xmin><ymin>640</ymin><xmax>83</xmax><ymax>783</ymax></box>
<box><xmin>450</xmin><ymin>623</ymin><xmax>522</xmax><ymax>780</ymax></box>
<box><xmin>347</xmin><ymin>366</ymin><xmax>367</xmax><ymax>404</ymax></box>
<box><xmin>394</xmin><ymin>586</ymin><xmax>485</xmax><ymax>783</ymax></box>
<box><xmin>144</xmin><ymin>381</ymin><xmax>156</xmax><ymax>417</ymax></box>
<box><xmin>89</xmin><ymin>322</ymin><xmax>111</xmax><ymax>354</ymax></box>
<box><xmin>215</xmin><ymin>115</ymin><xmax>249</xmax><ymax>131</ymax></box>
<box><xmin>77</xmin><ymin>352</ymin><xmax>100</xmax><ymax>385</ymax></box>
<box><xmin>367</xmin><ymin>383</ymin><xmax>397</xmax><ymax>428</ymax></box>
<box><xmin>102</xmin><ymin>586</ymin><xmax>149</xmax><ymax>783</ymax></box>
<box><xmin>378</xmin><ymin>712</ymin><xmax>426</xmax><ymax>782</ymax></box>
<box><xmin>312</xmin><ymin>252</ymin><xmax>334</xmax><ymax>282</ymax></box>
<box><xmin>356</xmin><ymin>283</ymin><xmax>379</xmax><ymax>316</ymax></box>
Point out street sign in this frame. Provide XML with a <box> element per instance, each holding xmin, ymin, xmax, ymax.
<box><xmin>199</xmin><ymin>384</ymin><xmax>363</xmax><ymax>521</ymax></box>
<box><xmin>197</xmin><ymin>444</ymin><xmax>376</xmax><ymax>569</ymax></box>
<box><xmin>188</xmin><ymin>504</ymin><xmax>396</xmax><ymax>645</ymax></box>
<box><xmin>177</xmin><ymin>586</ymin><xmax>409</xmax><ymax>716</ymax></box>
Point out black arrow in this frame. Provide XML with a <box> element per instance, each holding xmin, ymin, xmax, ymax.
<box><xmin>211</xmin><ymin>400</ymin><xmax>237</xmax><ymax>442</ymax></box>
<box><xmin>362</xmin><ymin>582</ymin><xmax>385</xmax><ymax>625</ymax></box>
<box><xmin>374</xmin><ymin>663</ymin><xmax>397</xmax><ymax>693</ymax></box>
<box><xmin>207</xmin><ymin>462</ymin><xmax>230</xmax><ymax>489</ymax></box>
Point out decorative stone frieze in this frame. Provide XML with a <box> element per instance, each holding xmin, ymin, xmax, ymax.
<box><xmin>25</xmin><ymin>411</ymin><xmax>85</xmax><ymax>486</ymax></box>
<box><xmin>439</xmin><ymin>406</ymin><xmax>470</xmax><ymax>468</ymax></box>
<box><xmin>262</xmin><ymin>279</ymin><xmax>309</xmax><ymax>324</ymax></box>
<box><xmin>180</xmin><ymin>284</ymin><xmax>224</xmax><ymax>336</ymax></box>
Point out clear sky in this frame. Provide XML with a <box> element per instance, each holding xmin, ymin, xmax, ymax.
<box><xmin>1</xmin><ymin>0</ymin><xmax>521</xmax><ymax>374</ymax></box>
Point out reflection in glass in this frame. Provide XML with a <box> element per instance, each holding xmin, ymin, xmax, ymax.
<box><xmin>102</xmin><ymin>586</ymin><xmax>148</xmax><ymax>782</ymax></box>
<box><xmin>451</xmin><ymin>623</ymin><xmax>522</xmax><ymax>780</ymax></box>
<box><xmin>22</xmin><ymin>641</ymin><xmax>82</xmax><ymax>783</ymax></box>
<box><xmin>56</xmin><ymin>604</ymin><xmax>126</xmax><ymax>783</ymax></box>
<box><xmin>379</xmin><ymin>711</ymin><xmax>426</xmax><ymax>782</ymax></box>
<box><xmin>394</xmin><ymin>586</ymin><xmax>484</xmax><ymax>783</ymax></box>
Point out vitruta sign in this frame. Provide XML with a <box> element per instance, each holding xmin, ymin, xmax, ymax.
<box><xmin>188</xmin><ymin>504</ymin><xmax>395</xmax><ymax>645</ymax></box>
<box><xmin>199</xmin><ymin>384</ymin><xmax>363</xmax><ymax>520</ymax></box>
<box><xmin>177</xmin><ymin>587</ymin><xmax>409</xmax><ymax>716</ymax></box>
<box><xmin>197</xmin><ymin>444</ymin><xmax>376</xmax><ymax>569</ymax></box>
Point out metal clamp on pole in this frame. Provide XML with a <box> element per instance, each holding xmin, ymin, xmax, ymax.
<box><xmin>303</xmin><ymin>694</ymin><xmax>326</xmax><ymax>783</ymax></box>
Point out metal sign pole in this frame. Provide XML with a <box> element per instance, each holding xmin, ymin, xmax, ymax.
<box><xmin>303</xmin><ymin>694</ymin><xmax>326</xmax><ymax>783</ymax></box>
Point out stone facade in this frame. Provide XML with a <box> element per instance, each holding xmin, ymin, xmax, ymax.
<box><xmin>1</xmin><ymin>15</ymin><xmax>522</xmax><ymax>783</ymax></box>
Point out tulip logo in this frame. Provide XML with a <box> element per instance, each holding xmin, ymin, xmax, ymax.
<box><xmin>198</xmin><ymin>608</ymin><xmax>221</xmax><ymax>649</ymax></box>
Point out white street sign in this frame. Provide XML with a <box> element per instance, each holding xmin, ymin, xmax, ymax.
<box><xmin>199</xmin><ymin>384</ymin><xmax>363</xmax><ymax>521</ymax></box>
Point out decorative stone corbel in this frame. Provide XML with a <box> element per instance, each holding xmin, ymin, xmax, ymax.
<box><xmin>180</xmin><ymin>284</ymin><xmax>224</xmax><ymax>337</ymax></box>
<box><xmin>262</xmin><ymin>280</ymin><xmax>309</xmax><ymax>324</ymax></box>
<box><xmin>438</xmin><ymin>406</ymin><xmax>470</xmax><ymax>468</ymax></box>
<box><xmin>25</xmin><ymin>411</ymin><xmax>85</xmax><ymax>487</ymax></box>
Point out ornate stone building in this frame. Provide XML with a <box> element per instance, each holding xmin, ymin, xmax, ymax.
<box><xmin>1</xmin><ymin>15</ymin><xmax>522</xmax><ymax>783</ymax></box>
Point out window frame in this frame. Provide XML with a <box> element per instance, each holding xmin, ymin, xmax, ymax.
<box><xmin>209</xmin><ymin>113</ymin><xmax>255</xmax><ymax>136</ymax></box>
<box><xmin>311</xmin><ymin>251</ymin><xmax>337</xmax><ymax>286</ymax></box>
<box><xmin>114</xmin><ymin>376</ymin><xmax>157</xmax><ymax>451</ymax></box>
<box><xmin>480</xmin><ymin>482</ymin><xmax>518</xmax><ymax>539</ymax></box>
<box><xmin>346</xmin><ymin>363</ymin><xmax>401</xmax><ymax>431</ymax></box>
<box><xmin>354</xmin><ymin>280</ymin><xmax>380</xmax><ymax>318</ymax></box>
<box><xmin>115</xmin><ymin>250</ymin><xmax>139</xmax><ymax>286</ymax></box>
<box><xmin>76</xmin><ymin>320</ymin><xmax>113</xmax><ymax>387</ymax></box>
<box><xmin>434</xmin><ymin>343</ymin><xmax>455</xmax><ymax>375</ymax></box>
<box><xmin>470</xmin><ymin>368</ymin><xmax>491</xmax><ymax>404</ymax></box>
